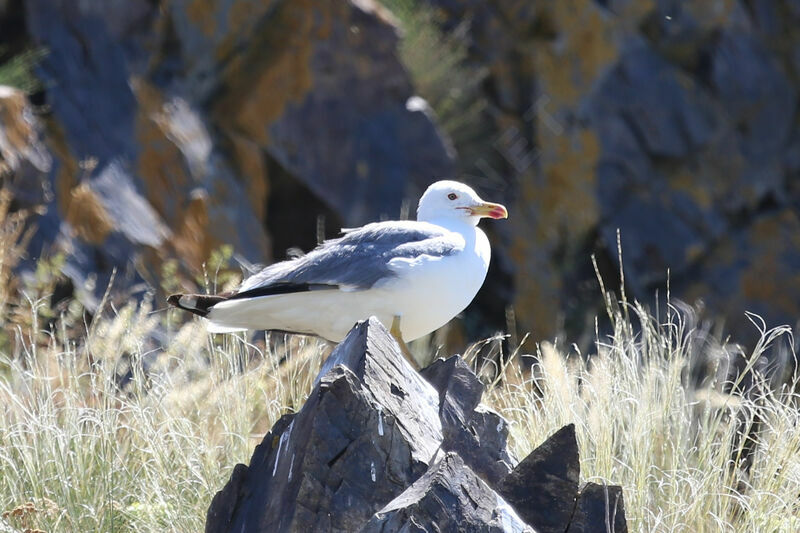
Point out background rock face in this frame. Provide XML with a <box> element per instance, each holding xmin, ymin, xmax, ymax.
<box><xmin>422</xmin><ymin>0</ymin><xmax>800</xmax><ymax>344</ymax></box>
<box><xmin>2</xmin><ymin>0</ymin><xmax>453</xmax><ymax>311</ymax></box>
<box><xmin>1</xmin><ymin>0</ymin><xmax>799</xmax><ymax>345</ymax></box>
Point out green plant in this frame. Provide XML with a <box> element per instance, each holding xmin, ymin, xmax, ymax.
<box><xmin>0</xmin><ymin>48</ymin><xmax>46</xmax><ymax>93</ymax></box>
<box><xmin>378</xmin><ymin>0</ymin><xmax>493</xmax><ymax>174</ymax></box>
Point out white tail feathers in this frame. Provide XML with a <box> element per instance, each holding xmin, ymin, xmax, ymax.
<box><xmin>204</xmin><ymin>319</ymin><xmax>248</xmax><ymax>334</ymax></box>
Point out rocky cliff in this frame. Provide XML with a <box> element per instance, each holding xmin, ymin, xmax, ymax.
<box><xmin>1</xmin><ymin>0</ymin><xmax>453</xmax><ymax>312</ymax></box>
<box><xmin>1</xmin><ymin>0</ymin><xmax>799</xmax><ymax>347</ymax></box>
<box><xmin>423</xmin><ymin>0</ymin><xmax>800</xmax><ymax>344</ymax></box>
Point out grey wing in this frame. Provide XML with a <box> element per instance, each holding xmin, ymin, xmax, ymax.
<box><xmin>237</xmin><ymin>221</ymin><xmax>462</xmax><ymax>295</ymax></box>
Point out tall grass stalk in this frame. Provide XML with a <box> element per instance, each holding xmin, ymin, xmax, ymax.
<box><xmin>479</xmin><ymin>301</ymin><xmax>800</xmax><ymax>532</ymax></box>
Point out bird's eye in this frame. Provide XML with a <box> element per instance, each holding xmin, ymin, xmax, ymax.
<box><xmin>447</xmin><ymin>193</ymin><xmax>458</xmax><ymax>200</ymax></box>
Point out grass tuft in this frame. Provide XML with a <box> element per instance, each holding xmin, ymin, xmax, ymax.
<box><xmin>0</xmin><ymin>299</ymin><xmax>329</xmax><ymax>532</ymax></box>
<box><xmin>477</xmin><ymin>301</ymin><xmax>800</xmax><ymax>532</ymax></box>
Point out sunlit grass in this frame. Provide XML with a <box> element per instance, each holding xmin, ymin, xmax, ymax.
<box><xmin>477</xmin><ymin>302</ymin><xmax>800</xmax><ymax>532</ymax></box>
<box><xmin>0</xmin><ymin>300</ymin><xmax>328</xmax><ymax>532</ymax></box>
<box><xmin>1</xmin><ymin>288</ymin><xmax>798</xmax><ymax>532</ymax></box>
<box><xmin>1</xmin><ymin>213</ymin><xmax>798</xmax><ymax>533</ymax></box>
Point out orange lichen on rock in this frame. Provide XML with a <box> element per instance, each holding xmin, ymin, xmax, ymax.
<box><xmin>0</xmin><ymin>85</ymin><xmax>50</xmax><ymax>175</ymax></box>
<box><xmin>536</xmin><ymin>130</ymin><xmax>600</xmax><ymax>244</ymax></box>
<box><xmin>684</xmin><ymin>0</ymin><xmax>738</xmax><ymax>29</ymax></box>
<box><xmin>671</xmin><ymin>169</ymin><xmax>713</xmax><ymax>211</ymax></box>
<box><xmin>171</xmin><ymin>190</ymin><xmax>213</xmax><ymax>271</ymax></box>
<box><xmin>215</xmin><ymin>0</ymin><xmax>280</xmax><ymax>61</ymax></box>
<box><xmin>511</xmin><ymin>127</ymin><xmax>601</xmax><ymax>339</ymax></box>
<box><xmin>502</xmin><ymin>0</ymin><xmax>616</xmax><ymax>338</ymax></box>
<box><xmin>132</xmin><ymin>79</ymin><xmax>193</xmax><ymax>222</ymax></box>
<box><xmin>185</xmin><ymin>0</ymin><xmax>218</xmax><ymax>38</ymax></box>
<box><xmin>739</xmin><ymin>210</ymin><xmax>800</xmax><ymax>316</ymax></box>
<box><xmin>533</xmin><ymin>1</ymin><xmax>619</xmax><ymax>108</ymax></box>
<box><xmin>65</xmin><ymin>182</ymin><xmax>114</xmax><ymax>244</ymax></box>
<box><xmin>228</xmin><ymin>133</ymin><xmax>269</xmax><ymax>220</ymax></box>
<box><xmin>44</xmin><ymin>119</ymin><xmax>81</xmax><ymax>220</ymax></box>
<box><xmin>512</xmin><ymin>257</ymin><xmax>565</xmax><ymax>340</ymax></box>
<box><xmin>0</xmin><ymin>86</ymin><xmax>32</xmax><ymax>172</ymax></box>
<box><xmin>681</xmin><ymin>208</ymin><xmax>800</xmax><ymax>340</ymax></box>
<box><xmin>213</xmin><ymin>0</ymin><xmax>315</xmax><ymax>146</ymax></box>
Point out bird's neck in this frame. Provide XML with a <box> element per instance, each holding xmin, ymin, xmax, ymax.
<box><xmin>426</xmin><ymin>217</ymin><xmax>479</xmax><ymax>238</ymax></box>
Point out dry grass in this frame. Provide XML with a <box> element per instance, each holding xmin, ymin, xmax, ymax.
<box><xmin>477</xmin><ymin>302</ymin><xmax>800</xmax><ymax>532</ymax></box>
<box><xmin>0</xmin><ymin>302</ymin><xmax>329</xmax><ymax>532</ymax></box>
<box><xmin>1</xmin><ymin>289</ymin><xmax>798</xmax><ymax>531</ymax></box>
<box><xmin>0</xmin><ymin>196</ymin><xmax>798</xmax><ymax>532</ymax></box>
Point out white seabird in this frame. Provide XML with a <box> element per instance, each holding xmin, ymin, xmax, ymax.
<box><xmin>168</xmin><ymin>180</ymin><xmax>508</xmax><ymax>347</ymax></box>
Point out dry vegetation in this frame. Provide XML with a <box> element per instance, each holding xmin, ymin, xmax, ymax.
<box><xmin>0</xmin><ymin>195</ymin><xmax>799</xmax><ymax>533</ymax></box>
<box><xmin>477</xmin><ymin>305</ymin><xmax>800</xmax><ymax>532</ymax></box>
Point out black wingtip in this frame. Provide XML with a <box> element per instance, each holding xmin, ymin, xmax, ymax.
<box><xmin>167</xmin><ymin>293</ymin><xmax>229</xmax><ymax>317</ymax></box>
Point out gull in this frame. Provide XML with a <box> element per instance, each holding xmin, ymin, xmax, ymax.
<box><xmin>168</xmin><ymin>180</ymin><xmax>507</xmax><ymax>362</ymax></box>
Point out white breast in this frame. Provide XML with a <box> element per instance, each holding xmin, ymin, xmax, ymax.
<box><xmin>375</xmin><ymin>225</ymin><xmax>491</xmax><ymax>340</ymax></box>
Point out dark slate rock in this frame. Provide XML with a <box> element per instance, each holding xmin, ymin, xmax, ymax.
<box><xmin>205</xmin><ymin>415</ymin><xmax>295</xmax><ymax>533</ymax></box>
<box><xmin>599</xmin><ymin>196</ymin><xmax>710</xmax><ymax>292</ymax></box>
<box><xmin>586</xmin><ymin>43</ymin><xmax>727</xmax><ymax>293</ymax></box>
<box><xmin>587</xmin><ymin>44</ymin><xmax>716</xmax><ymax>159</ymax></box>
<box><xmin>314</xmin><ymin>319</ymin><xmax>444</xmax><ymax>449</ymax></box>
<box><xmin>25</xmin><ymin>0</ymin><xmax>143</xmax><ymax>165</ymax></box>
<box><xmin>209</xmin><ymin>0</ymin><xmax>455</xmax><ymax>227</ymax></box>
<box><xmin>18</xmin><ymin>0</ymin><xmax>454</xmax><ymax>321</ymax></box>
<box><xmin>567</xmin><ymin>483</ymin><xmax>628</xmax><ymax>533</ymax></box>
<box><xmin>466</xmin><ymin>406</ymin><xmax>516</xmax><ymax>482</ymax></box>
<box><xmin>206</xmin><ymin>318</ymin><xmax>443</xmax><ymax>533</ymax></box>
<box><xmin>360</xmin><ymin>452</ymin><xmax>534</xmax><ymax>533</ymax></box>
<box><xmin>421</xmin><ymin>356</ymin><xmax>484</xmax><ymax>425</ymax></box>
<box><xmin>269</xmin><ymin>6</ymin><xmax>456</xmax><ymax>227</ymax></box>
<box><xmin>672</xmin><ymin>207</ymin><xmax>800</xmax><ymax>347</ymax></box>
<box><xmin>204</xmin><ymin>462</ymin><xmax>250</xmax><ymax>532</ymax></box>
<box><xmin>21</xmin><ymin>0</ymin><xmax>272</xmax><ymax>309</ymax></box>
<box><xmin>422</xmin><ymin>356</ymin><xmax>515</xmax><ymax>485</ymax></box>
<box><xmin>496</xmin><ymin>424</ymin><xmax>580</xmax><ymax>533</ymax></box>
<box><xmin>204</xmin><ymin>320</ymin><xmax>630</xmax><ymax>532</ymax></box>
<box><xmin>710</xmin><ymin>31</ymin><xmax>796</xmax><ymax>161</ymax></box>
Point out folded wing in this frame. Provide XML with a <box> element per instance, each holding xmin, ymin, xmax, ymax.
<box><xmin>236</xmin><ymin>220</ymin><xmax>463</xmax><ymax>295</ymax></box>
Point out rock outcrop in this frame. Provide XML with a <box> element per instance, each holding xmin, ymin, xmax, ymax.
<box><xmin>496</xmin><ymin>424</ymin><xmax>579</xmax><ymax>533</ymax></box>
<box><xmin>0</xmin><ymin>85</ymin><xmax>50</xmax><ymax>186</ymax></box>
<box><xmin>419</xmin><ymin>355</ymin><xmax>515</xmax><ymax>485</ymax></box>
<box><xmin>205</xmin><ymin>318</ymin><xmax>627</xmax><ymax>532</ymax></box>
<box><xmin>361</xmin><ymin>452</ymin><xmax>533</xmax><ymax>533</ymax></box>
<box><xmin>205</xmin><ymin>317</ymin><xmax>444</xmax><ymax>532</ymax></box>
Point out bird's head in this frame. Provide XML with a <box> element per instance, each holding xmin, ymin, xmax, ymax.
<box><xmin>417</xmin><ymin>180</ymin><xmax>508</xmax><ymax>226</ymax></box>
